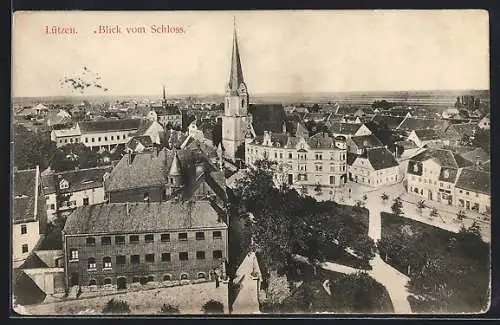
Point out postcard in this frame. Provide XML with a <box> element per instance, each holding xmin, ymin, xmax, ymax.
<box><xmin>11</xmin><ymin>10</ymin><xmax>490</xmax><ymax>315</ymax></box>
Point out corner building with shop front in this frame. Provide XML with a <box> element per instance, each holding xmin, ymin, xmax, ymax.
<box><xmin>62</xmin><ymin>200</ymin><xmax>228</xmax><ymax>289</ymax></box>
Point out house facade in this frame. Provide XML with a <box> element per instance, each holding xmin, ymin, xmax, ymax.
<box><xmin>13</xmin><ymin>166</ymin><xmax>48</xmax><ymax>268</ymax></box>
<box><xmin>62</xmin><ymin>201</ymin><xmax>228</xmax><ymax>289</ymax></box>
<box><xmin>41</xmin><ymin>166</ymin><xmax>112</xmax><ymax>221</ymax></box>
<box><xmin>407</xmin><ymin>129</ymin><xmax>444</xmax><ymax>148</ymax></box>
<box><xmin>348</xmin><ymin>147</ymin><xmax>399</xmax><ymax>187</ymax></box>
<box><xmin>245</xmin><ymin>131</ymin><xmax>348</xmax><ymax>190</ymax></box>
<box><xmin>454</xmin><ymin>168</ymin><xmax>491</xmax><ymax>214</ymax></box>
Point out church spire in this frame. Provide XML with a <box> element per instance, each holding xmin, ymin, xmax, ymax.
<box><xmin>162</xmin><ymin>85</ymin><xmax>167</xmax><ymax>108</ymax></box>
<box><xmin>228</xmin><ymin>17</ymin><xmax>245</xmax><ymax>92</ymax></box>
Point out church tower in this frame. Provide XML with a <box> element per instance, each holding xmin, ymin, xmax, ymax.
<box><xmin>161</xmin><ymin>85</ymin><xmax>167</xmax><ymax>109</ymax></box>
<box><xmin>222</xmin><ymin>19</ymin><xmax>250</xmax><ymax>162</ymax></box>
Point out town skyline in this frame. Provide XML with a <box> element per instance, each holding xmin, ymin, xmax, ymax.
<box><xmin>13</xmin><ymin>10</ymin><xmax>488</xmax><ymax>98</ymax></box>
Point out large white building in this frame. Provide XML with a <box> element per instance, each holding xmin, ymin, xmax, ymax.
<box><xmin>454</xmin><ymin>168</ymin><xmax>491</xmax><ymax>214</ymax></box>
<box><xmin>51</xmin><ymin>119</ymin><xmax>142</xmax><ymax>150</ymax></box>
<box><xmin>348</xmin><ymin>147</ymin><xmax>400</xmax><ymax>187</ymax></box>
<box><xmin>245</xmin><ymin>131</ymin><xmax>348</xmax><ymax>190</ymax></box>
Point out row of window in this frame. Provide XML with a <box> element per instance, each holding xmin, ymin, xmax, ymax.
<box><xmin>58</xmin><ymin>138</ymin><xmax>79</xmax><ymax>144</ymax></box>
<box><xmin>75</xmin><ymin>250</ymin><xmax>224</xmax><ymax>267</ymax></box>
<box><xmin>84</xmin><ymin>231</ymin><xmax>223</xmax><ymax>246</ymax></box>
<box><xmin>248</xmin><ymin>148</ymin><xmax>347</xmax><ymax>161</ymax></box>
<box><xmin>84</xmin><ymin>133</ymin><xmax>130</xmax><ymax>143</ymax></box>
<box><xmin>87</xmin><ymin>270</ymin><xmax>210</xmax><ymax>287</ymax></box>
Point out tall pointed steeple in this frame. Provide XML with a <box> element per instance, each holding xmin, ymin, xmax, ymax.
<box><xmin>228</xmin><ymin>17</ymin><xmax>245</xmax><ymax>93</ymax></box>
<box><xmin>162</xmin><ymin>85</ymin><xmax>167</xmax><ymax>108</ymax></box>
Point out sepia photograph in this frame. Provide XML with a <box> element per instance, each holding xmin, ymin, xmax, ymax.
<box><xmin>11</xmin><ymin>10</ymin><xmax>490</xmax><ymax>315</ymax></box>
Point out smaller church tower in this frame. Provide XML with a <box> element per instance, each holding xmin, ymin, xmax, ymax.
<box><xmin>161</xmin><ymin>85</ymin><xmax>167</xmax><ymax>109</ymax></box>
<box><xmin>167</xmin><ymin>151</ymin><xmax>183</xmax><ymax>195</ymax></box>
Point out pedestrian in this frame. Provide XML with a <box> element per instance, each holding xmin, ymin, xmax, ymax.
<box><xmin>215</xmin><ymin>274</ymin><xmax>220</xmax><ymax>288</ymax></box>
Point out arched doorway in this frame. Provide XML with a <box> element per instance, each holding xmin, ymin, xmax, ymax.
<box><xmin>117</xmin><ymin>277</ymin><xmax>127</xmax><ymax>290</ymax></box>
<box><xmin>70</xmin><ymin>273</ymin><xmax>79</xmax><ymax>286</ymax></box>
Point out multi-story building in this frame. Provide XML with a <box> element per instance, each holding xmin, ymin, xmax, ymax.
<box><xmin>454</xmin><ymin>168</ymin><xmax>491</xmax><ymax>214</ymax></box>
<box><xmin>406</xmin><ymin>148</ymin><xmax>473</xmax><ymax>204</ymax></box>
<box><xmin>346</xmin><ymin>134</ymin><xmax>384</xmax><ymax>155</ymax></box>
<box><xmin>407</xmin><ymin>129</ymin><xmax>444</xmax><ymax>148</ymax></box>
<box><xmin>146</xmin><ymin>86</ymin><xmax>183</xmax><ymax>129</ymax></box>
<box><xmin>348</xmin><ymin>147</ymin><xmax>400</xmax><ymax>187</ymax></box>
<box><xmin>51</xmin><ymin>119</ymin><xmax>142</xmax><ymax>150</ymax></box>
<box><xmin>12</xmin><ymin>166</ymin><xmax>48</xmax><ymax>268</ymax></box>
<box><xmin>41</xmin><ymin>166</ymin><xmax>112</xmax><ymax>221</ymax></box>
<box><xmin>245</xmin><ymin>131</ymin><xmax>348</xmax><ymax>190</ymax></box>
<box><xmin>62</xmin><ymin>200</ymin><xmax>228</xmax><ymax>289</ymax></box>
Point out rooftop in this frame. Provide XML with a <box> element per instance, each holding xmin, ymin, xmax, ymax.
<box><xmin>41</xmin><ymin>166</ymin><xmax>112</xmax><ymax>195</ymax></box>
<box><xmin>455</xmin><ymin>168</ymin><xmax>490</xmax><ymax>195</ymax></box>
<box><xmin>78</xmin><ymin>119</ymin><xmax>142</xmax><ymax>133</ymax></box>
<box><xmin>63</xmin><ymin>201</ymin><xmax>226</xmax><ymax>235</ymax></box>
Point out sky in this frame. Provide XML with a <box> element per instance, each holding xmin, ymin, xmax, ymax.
<box><xmin>12</xmin><ymin>10</ymin><xmax>489</xmax><ymax>98</ymax></box>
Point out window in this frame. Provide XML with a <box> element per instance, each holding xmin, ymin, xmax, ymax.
<box><xmin>86</xmin><ymin>237</ymin><xmax>96</xmax><ymax>246</ymax></box>
<box><xmin>50</xmin><ymin>204</ymin><xmax>55</xmax><ymax>210</ymax></box>
<box><xmin>213</xmin><ymin>231</ymin><xmax>222</xmax><ymax>239</ymax></box>
<box><xmin>130</xmin><ymin>235</ymin><xmax>139</xmax><ymax>243</ymax></box>
<box><xmin>116</xmin><ymin>255</ymin><xmax>126</xmax><ymax>265</ymax></box>
<box><xmin>103</xmin><ymin>257</ymin><xmax>112</xmax><ymax>269</ymax></box>
<box><xmin>104</xmin><ymin>278</ymin><xmax>112</xmax><ymax>285</ymax></box>
<box><xmin>288</xmin><ymin>153</ymin><xmax>293</xmax><ymax>159</ymax></box>
<box><xmin>101</xmin><ymin>236</ymin><xmax>111</xmax><ymax>245</ymax></box>
<box><xmin>161</xmin><ymin>233</ymin><xmax>170</xmax><ymax>242</ymax></box>
<box><xmin>195</xmin><ymin>232</ymin><xmax>205</xmax><ymax>240</ymax></box>
<box><xmin>196</xmin><ymin>251</ymin><xmax>206</xmax><ymax>260</ymax></box>
<box><xmin>280</xmin><ymin>152</ymin><xmax>283</xmax><ymax>159</ymax></box>
<box><xmin>111</xmin><ymin>136</ymin><xmax>114</xmax><ymax>140</ymax></box>
<box><xmin>104</xmin><ymin>136</ymin><xmax>108</xmax><ymax>141</ymax></box>
<box><xmin>163</xmin><ymin>274</ymin><xmax>172</xmax><ymax>281</ymax></box>
<box><xmin>179</xmin><ymin>252</ymin><xmax>188</xmax><ymax>261</ymax></box>
<box><xmin>132</xmin><ymin>277</ymin><xmax>140</xmax><ymax>283</ymax></box>
<box><xmin>89</xmin><ymin>279</ymin><xmax>97</xmax><ymax>286</ymax></box>
<box><xmin>131</xmin><ymin>255</ymin><xmax>140</xmax><ymax>264</ymax></box>
<box><xmin>144</xmin><ymin>234</ymin><xmax>154</xmax><ymax>242</ymax></box>
<box><xmin>116</xmin><ymin>135</ymin><xmax>120</xmax><ymax>140</ymax></box>
<box><xmin>22</xmin><ymin>244</ymin><xmax>29</xmax><ymax>254</ymax></box>
<box><xmin>69</xmin><ymin>249</ymin><xmax>78</xmax><ymax>260</ymax></box>
<box><xmin>443</xmin><ymin>169</ymin><xmax>450</xmax><ymax>179</ymax></box>
<box><xmin>178</xmin><ymin>233</ymin><xmax>188</xmax><ymax>241</ymax></box>
<box><xmin>88</xmin><ymin>258</ymin><xmax>96</xmax><ymax>270</ymax></box>
<box><xmin>83</xmin><ymin>197</ymin><xmax>89</xmax><ymax>206</ymax></box>
<box><xmin>115</xmin><ymin>236</ymin><xmax>125</xmax><ymax>245</ymax></box>
<box><xmin>315</xmin><ymin>153</ymin><xmax>322</xmax><ymax>160</ymax></box>
<box><xmin>98</xmin><ymin>137</ymin><xmax>101</xmax><ymax>141</ymax></box>
<box><xmin>147</xmin><ymin>275</ymin><xmax>155</xmax><ymax>282</ymax></box>
<box><xmin>85</xmin><ymin>137</ymin><xmax>88</xmax><ymax>143</ymax></box>
<box><xmin>145</xmin><ymin>254</ymin><xmax>155</xmax><ymax>263</ymax></box>
<box><xmin>315</xmin><ymin>165</ymin><xmax>323</xmax><ymax>172</ymax></box>
<box><xmin>162</xmin><ymin>253</ymin><xmax>171</xmax><ymax>262</ymax></box>
<box><xmin>330</xmin><ymin>176</ymin><xmax>335</xmax><ymax>185</ymax></box>
<box><xmin>70</xmin><ymin>138</ymin><xmax>73</xmax><ymax>143</ymax></box>
<box><xmin>413</xmin><ymin>164</ymin><xmax>419</xmax><ymax>172</ymax></box>
<box><xmin>213</xmin><ymin>250</ymin><xmax>223</xmax><ymax>259</ymax></box>
<box><xmin>20</xmin><ymin>225</ymin><xmax>27</xmax><ymax>235</ymax></box>
<box><xmin>91</xmin><ymin>137</ymin><xmax>95</xmax><ymax>142</ymax></box>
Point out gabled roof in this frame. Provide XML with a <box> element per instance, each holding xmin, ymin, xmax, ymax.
<box><xmin>41</xmin><ymin>166</ymin><xmax>112</xmax><ymax>195</ymax></box>
<box><xmin>407</xmin><ymin>148</ymin><xmax>473</xmax><ymax>181</ymax></box>
<box><xmin>126</xmin><ymin>135</ymin><xmax>153</xmax><ymax>151</ymax></box>
<box><xmin>455</xmin><ymin>168</ymin><xmax>490</xmax><ymax>195</ymax></box>
<box><xmin>306</xmin><ymin>133</ymin><xmax>337</xmax><ymax>149</ymax></box>
<box><xmin>79</xmin><ymin>119</ymin><xmax>141</xmax><ymax>133</ymax></box>
<box><xmin>248</xmin><ymin>104</ymin><xmax>287</xmax><ymax>136</ymax></box>
<box><xmin>356</xmin><ymin>147</ymin><xmax>398</xmax><ymax>170</ymax></box>
<box><xmin>349</xmin><ymin>134</ymin><xmax>384</xmax><ymax>150</ymax></box>
<box><xmin>413</xmin><ymin>129</ymin><xmax>442</xmax><ymax>141</ymax></box>
<box><xmin>397</xmin><ymin>117</ymin><xmax>449</xmax><ymax>132</ymax></box>
<box><xmin>444</xmin><ymin>123</ymin><xmax>477</xmax><ymax>138</ymax></box>
<box><xmin>328</xmin><ymin>122</ymin><xmax>364</xmax><ymax>135</ymax></box>
<box><xmin>63</xmin><ymin>201</ymin><xmax>226</xmax><ymax>235</ymax></box>
<box><xmin>13</xmin><ymin>168</ymin><xmax>46</xmax><ymax>223</ymax></box>
<box><xmin>459</xmin><ymin>147</ymin><xmax>490</xmax><ymax>164</ymax></box>
<box><xmin>371</xmin><ymin>115</ymin><xmax>405</xmax><ymax>130</ymax></box>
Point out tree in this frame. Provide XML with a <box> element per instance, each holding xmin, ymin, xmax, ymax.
<box><xmin>102</xmin><ymin>298</ymin><xmax>131</xmax><ymax>314</ymax></box>
<box><xmin>201</xmin><ymin>300</ymin><xmax>224</xmax><ymax>314</ymax></box>
<box><xmin>391</xmin><ymin>197</ymin><xmax>403</xmax><ymax>216</ymax></box>
<box><xmin>13</xmin><ymin>125</ymin><xmax>57</xmax><ymax>170</ymax></box>
<box><xmin>429</xmin><ymin>208</ymin><xmax>439</xmax><ymax>218</ymax></box>
<box><xmin>362</xmin><ymin>194</ymin><xmax>368</xmax><ymax>201</ymax></box>
<box><xmin>264</xmin><ymin>272</ymin><xmax>292</xmax><ymax>305</ymax></box>
<box><xmin>159</xmin><ymin>303</ymin><xmax>180</xmax><ymax>314</ymax></box>
<box><xmin>329</xmin><ymin>272</ymin><xmax>393</xmax><ymax>313</ymax></box>
<box><xmin>381</xmin><ymin>193</ymin><xmax>389</xmax><ymax>202</ymax></box>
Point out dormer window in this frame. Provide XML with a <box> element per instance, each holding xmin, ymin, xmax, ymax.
<box><xmin>413</xmin><ymin>164</ymin><xmax>419</xmax><ymax>173</ymax></box>
<box><xmin>59</xmin><ymin>179</ymin><xmax>69</xmax><ymax>190</ymax></box>
<box><xmin>443</xmin><ymin>169</ymin><xmax>450</xmax><ymax>179</ymax></box>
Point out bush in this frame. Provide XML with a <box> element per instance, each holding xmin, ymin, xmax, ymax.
<box><xmin>201</xmin><ymin>299</ymin><xmax>224</xmax><ymax>314</ymax></box>
<box><xmin>102</xmin><ymin>298</ymin><xmax>131</xmax><ymax>314</ymax></box>
<box><xmin>159</xmin><ymin>303</ymin><xmax>180</xmax><ymax>314</ymax></box>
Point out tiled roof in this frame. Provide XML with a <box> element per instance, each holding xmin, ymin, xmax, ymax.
<box><xmin>444</xmin><ymin>123</ymin><xmax>477</xmax><ymax>139</ymax></box>
<box><xmin>254</xmin><ymin>132</ymin><xmax>289</xmax><ymax>147</ymax></box>
<box><xmin>164</xmin><ymin>129</ymin><xmax>189</xmax><ymax>149</ymax></box>
<box><xmin>394</xmin><ymin>140</ymin><xmax>418</xmax><ymax>150</ymax></box>
<box><xmin>63</xmin><ymin>201</ymin><xmax>226</xmax><ymax>235</ymax></box>
<box><xmin>248</xmin><ymin>104</ymin><xmax>287</xmax><ymax>136</ymax></box>
<box><xmin>406</xmin><ymin>148</ymin><xmax>473</xmax><ymax>182</ymax></box>
<box><xmin>347</xmin><ymin>152</ymin><xmax>359</xmax><ymax>166</ymax></box>
<box><xmin>42</xmin><ymin>166</ymin><xmax>112</xmax><ymax>195</ymax></box>
<box><xmin>349</xmin><ymin>134</ymin><xmax>384</xmax><ymax>150</ymax></box>
<box><xmin>361</xmin><ymin>147</ymin><xmax>398</xmax><ymax>170</ymax></box>
<box><xmin>13</xmin><ymin>168</ymin><xmax>46</xmax><ymax>223</ymax></box>
<box><xmin>126</xmin><ymin>135</ymin><xmax>153</xmax><ymax>151</ymax></box>
<box><xmin>459</xmin><ymin>147</ymin><xmax>490</xmax><ymax>164</ymax></box>
<box><xmin>306</xmin><ymin>133</ymin><xmax>337</xmax><ymax>149</ymax></box>
<box><xmin>397</xmin><ymin>117</ymin><xmax>449</xmax><ymax>132</ymax></box>
<box><xmin>455</xmin><ymin>168</ymin><xmax>491</xmax><ymax>195</ymax></box>
<box><xmin>155</xmin><ymin>104</ymin><xmax>182</xmax><ymax>116</ymax></box>
<box><xmin>371</xmin><ymin>115</ymin><xmax>405</xmax><ymax>130</ymax></box>
<box><xmin>328</xmin><ymin>122</ymin><xmax>363</xmax><ymax>135</ymax></box>
<box><xmin>413</xmin><ymin>129</ymin><xmax>442</xmax><ymax>141</ymax></box>
<box><xmin>79</xmin><ymin>119</ymin><xmax>141</xmax><ymax>133</ymax></box>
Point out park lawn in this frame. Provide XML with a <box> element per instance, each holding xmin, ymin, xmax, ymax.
<box><xmin>23</xmin><ymin>282</ymin><xmax>228</xmax><ymax>315</ymax></box>
<box><xmin>380</xmin><ymin>212</ymin><xmax>490</xmax><ymax>313</ymax></box>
